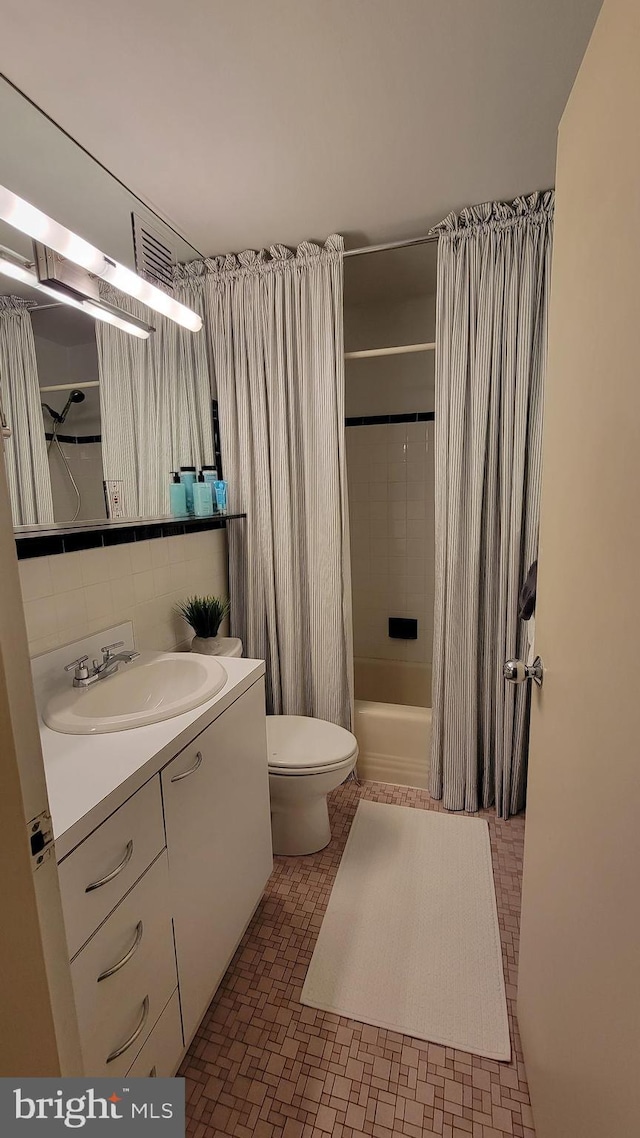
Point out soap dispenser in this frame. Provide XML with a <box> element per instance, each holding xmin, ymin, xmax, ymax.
<box><xmin>179</xmin><ymin>466</ymin><xmax>197</xmax><ymax>514</ymax></box>
<box><xmin>169</xmin><ymin>472</ymin><xmax>188</xmax><ymax>517</ymax></box>
<box><xmin>193</xmin><ymin>472</ymin><xmax>214</xmax><ymax>517</ymax></box>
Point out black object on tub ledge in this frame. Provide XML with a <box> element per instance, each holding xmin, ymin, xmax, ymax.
<box><xmin>389</xmin><ymin>616</ymin><xmax>418</xmax><ymax>640</ymax></box>
<box><xmin>14</xmin><ymin>513</ymin><xmax>247</xmax><ymax>560</ymax></box>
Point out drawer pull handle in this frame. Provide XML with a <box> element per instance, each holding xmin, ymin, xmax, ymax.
<box><xmin>106</xmin><ymin>995</ymin><xmax>149</xmax><ymax>1063</ymax></box>
<box><xmin>149</xmin><ymin>1066</ymin><xmax>157</xmax><ymax>1077</ymax></box>
<box><xmin>85</xmin><ymin>840</ymin><xmax>134</xmax><ymax>892</ymax></box>
<box><xmin>97</xmin><ymin>921</ymin><xmax>144</xmax><ymax>982</ymax></box>
<box><xmin>170</xmin><ymin>750</ymin><xmax>203</xmax><ymax>782</ymax></box>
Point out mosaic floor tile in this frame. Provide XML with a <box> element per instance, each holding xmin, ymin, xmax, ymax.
<box><xmin>181</xmin><ymin>780</ymin><xmax>531</xmax><ymax>1138</ymax></box>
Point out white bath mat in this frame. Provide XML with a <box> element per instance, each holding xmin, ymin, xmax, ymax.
<box><xmin>301</xmin><ymin>800</ymin><xmax>510</xmax><ymax>1060</ymax></box>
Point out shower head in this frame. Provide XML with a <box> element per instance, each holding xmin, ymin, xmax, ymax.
<box><xmin>41</xmin><ymin>389</ymin><xmax>86</xmax><ymax>426</ymax></box>
<box><xmin>59</xmin><ymin>389</ymin><xmax>86</xmax><ymax>423</ymax></box>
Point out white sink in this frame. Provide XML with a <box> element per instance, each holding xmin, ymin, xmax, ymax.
<box><xmin>43</xmin><ymin>651</ymin><xmax>228</xmax><ymax>734</ymax></box>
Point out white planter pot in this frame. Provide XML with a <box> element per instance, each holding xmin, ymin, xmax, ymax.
<box><xmin>191</xmin><ymin>635</ymin><xmax>223</xmax><ymax>656</ymax></box>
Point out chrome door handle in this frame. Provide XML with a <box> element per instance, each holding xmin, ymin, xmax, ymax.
<box><xmin>106</xmin><ymin>995</ymin><xmax>149</xmax><ymax>1063</ymax></box>
<box><xmin>85</xmin><ymin>840</ymin><xmax>134</xmax><ymax>892</ymax></box>
<box><xmin>170</xmin><ymin>750</ymin><xmax>203</xmax><ymax>782</ymax></box>
<box><xmin>97</xmin><ymin>921</ymin><xmax>144</xmax><ymax>982</ymax></box>
<box><xmin>503</xmin><ymin>656</ymin><xmax>544</xmax><ymax>687</ymax></box>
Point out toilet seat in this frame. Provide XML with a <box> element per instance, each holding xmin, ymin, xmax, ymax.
<box><xmin>266</xmin><ymin>715</ymin><xmax>358</xmax><ymax>776</ymax></box>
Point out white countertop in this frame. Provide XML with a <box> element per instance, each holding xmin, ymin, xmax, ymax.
<box><xmin>33</xmin><ymin>626</ymin><xmax>265</xmax><ymax>860</ymax></box>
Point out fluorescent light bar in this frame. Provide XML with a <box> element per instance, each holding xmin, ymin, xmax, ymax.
<box><xmin>83</xmin><ymin>300</ymin><xmax>152</xmax><ymax>338</ymax></box>
<box><xmin>0</xmin><ymin>185</ymin><xmax>202</xmax><ymax>332</ymax></box>
<box><xmin>0</xmin><ymin>255</ymin><xmax>153</xmax><ymax>339</ymax></box>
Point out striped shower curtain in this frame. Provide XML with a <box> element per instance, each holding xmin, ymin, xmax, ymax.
<box><xmin>429</xmin><ymin>193</ymin><xmax>554</xmax><ymax>818</ymax></box>
<box><xmin>96</xmin><ymin>286</ymin><xmax>214</xmax><ymax>517</ymax></box>
<box><xmin>0</xmin><ymin>296</ymin><xmax>54</xmax><ymax>525</ymax></box>
<box><xmin>175</xmin><ymin>236</ymin><xmax>353</xmax><ymax>729</ymax></box>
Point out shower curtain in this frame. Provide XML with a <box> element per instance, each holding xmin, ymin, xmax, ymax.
<box><xmin>175</xmin><ymin>236</ymin><xmax>353</xmax><ymax>728</ymax></box>
<box><xmin>0</xmin><ymin>296</ymin><xmax>54</xmax><ymax>525</ymax></box>
<box><xmin>95</xmin><ymin>287</ymin><xmax>214</xmax><ymax>517</ymax></box>
<box><xmin>429</xmin><ymin>193</ymin><xmax>553</xmax><ymax>818</ymax></box>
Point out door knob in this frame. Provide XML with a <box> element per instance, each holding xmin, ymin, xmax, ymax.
<box><xmin>503</xmin><ymin>656</ymin><xmax>544</xmax><ymax>687</ymax></box>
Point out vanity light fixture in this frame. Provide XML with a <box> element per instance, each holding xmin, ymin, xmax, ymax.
<box><xmin>0</xmin><ymin>249</ymin><xmax>154</xmax><ymax>339</ymax></box>
<box><xmin>0</xmin><ymin>184</ymin><xmax>202</xmax><ymax>332</ymax></box>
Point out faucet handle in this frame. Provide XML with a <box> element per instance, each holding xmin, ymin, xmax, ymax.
<box><xmin>64</xmin><ymin>655</ymin><xmax>89</xmax><ymax>675</ymax></box>
<box><xmin>101</xmin><ymin>641</ymin><xmax>124</xmax><ymax>656</ymax></box>
<box><xmin>100</xmin><ymin>641</ymin><xmax>125</xmax><ymax>664</ymax></box>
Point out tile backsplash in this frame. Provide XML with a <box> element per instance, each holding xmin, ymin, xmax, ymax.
<box><xmin>18</xmin><ymin>529</ymin><xmax>229</xmax><ymax>657</ymax></box>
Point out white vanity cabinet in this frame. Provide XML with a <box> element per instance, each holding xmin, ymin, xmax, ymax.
<box><xmin>161</xmin><ymin>678</ymin><xmax>273</xmax><ymax>1043</ymax></box>
<box><xmin>54</xmin><ymin>673</ymin><xmax>272</xmax><ymax>1076</ymax></box>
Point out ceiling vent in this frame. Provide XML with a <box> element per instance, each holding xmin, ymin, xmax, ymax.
<box><xmin>131</xmin><ymin>213</ymin><xmax>175</xmax><ymax>294</ymax></box>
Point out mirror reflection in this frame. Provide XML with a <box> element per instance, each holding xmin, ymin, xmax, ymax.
<box><xmin>1</xmin><ymin>284</ymin><xmax>216</xmax><ymax>528</ymax></box>
<box><xmin>0</xmin><ymin>76</ymin><xmax>215</xmax><ymax>532</ymax></box>
<box><xmin>34</xmin><ymin>307</ymin><xmax>103</xmax><ymax>524</ymax></box>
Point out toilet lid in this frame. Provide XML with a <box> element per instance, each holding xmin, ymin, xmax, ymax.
<box><xmin>266</xmin><ymin>715</ymin><xmax>358</xmax><ymax>771</ymax></box>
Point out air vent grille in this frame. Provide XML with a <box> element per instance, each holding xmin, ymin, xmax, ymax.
<box><xmin>131</xmin><ymin>213</ymin><xmax>175</xmax><ymax>293</ymax></box>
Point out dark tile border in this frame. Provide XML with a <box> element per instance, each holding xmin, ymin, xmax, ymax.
<box><xmin>45</xmin><ymin>432</ymin><xmax>103</xmax><ymax>445</ymax></box>
<box><xmin>345</xmin><ymin>411</ymin><xmax>435</xmax><ymax>426</ymax></box>
<box><xmin>15</xmin><ymin>514</ymin><xmax>246</xmax><ymax>560</ymax></box>
<box><xmin>212</xmin><ymin>399</ymin><xmax>223</xmax><ymax>480</ymax></box>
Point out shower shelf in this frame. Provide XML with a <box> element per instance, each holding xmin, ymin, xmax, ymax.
<box><xmin>15</xmin><ymin>513</ymin><xmax>246</xmax><ymax>560</ymax></box>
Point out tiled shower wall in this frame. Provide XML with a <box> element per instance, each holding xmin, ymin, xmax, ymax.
<box><xmin>345</xmin><ymin>291</ymin><xmax>436</xmax><ymax>678</ymax></box>
<box><xmin>347</xmin><ymin>420</ymin><xmax>434</xmax><ymax>667</ymax></box>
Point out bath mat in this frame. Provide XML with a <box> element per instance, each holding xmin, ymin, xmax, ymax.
<box><xmin>301</xmin><ymin>800</ymin><xmax>510</xmax><ymax>1060</ymax></box>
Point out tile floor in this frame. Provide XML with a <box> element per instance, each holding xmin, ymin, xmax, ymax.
<box><xmin>181</xmin><ymin>780</ymin><xmax>534</xmax><ymax>1138</ymax></box>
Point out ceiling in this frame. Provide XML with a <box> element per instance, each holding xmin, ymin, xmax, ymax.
<box><xmin>30</xmin><ymin>305</ymin><xmax>97</xmax><ymax>348</ymax></box>
<box><xmin>0</xmin><ymin>0</ymin><xmax>601</xmax><ymax>261</ymax></box>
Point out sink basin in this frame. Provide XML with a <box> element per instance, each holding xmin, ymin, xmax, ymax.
<box><xmin>43</xmin><ymin>651</ymin><xmax>228</xmax><ymax>734</ymax></box>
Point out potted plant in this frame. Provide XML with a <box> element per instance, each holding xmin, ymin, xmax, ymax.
<box><xmin>176</xmin><ymin>595</ymin><xmax>231</xmax><ymax>655</ymax></box>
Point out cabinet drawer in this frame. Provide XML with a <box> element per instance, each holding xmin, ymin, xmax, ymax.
<box><xmin>59</xmin><ymin>777</ymin><xmax>165</xmax><ymax>958</ymax></box>
<box><xmin>70</xmin><ymin>852</ymin><xmax>177</xmax><ymax>1077</ymax></box>
<box><xmin>126</xmin><ymin>990</ymin><xmax>183</xmax><ymax>1078</ymax></box>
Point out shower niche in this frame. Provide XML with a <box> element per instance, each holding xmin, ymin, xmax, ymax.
<box><xmin>344</xmin><ymin>242</ymin><xmax>436</xmax><ymax>787</ymax></box>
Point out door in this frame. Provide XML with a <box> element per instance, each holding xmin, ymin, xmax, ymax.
<box><xmin>0</xmin><ymin>432</ymin><xmax>82</xmax><ymax>1073</ymax></box>
<box><xmin>517</xmin><ymin>2</ymin><xmax>640</xmax><ymax>1136</ymax></box>
<box><xmin>162</xmin><ymin>679</ymin><xmax>273</xmax><ymax>1045</ymax></box>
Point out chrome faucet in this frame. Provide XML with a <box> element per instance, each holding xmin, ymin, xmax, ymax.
<box><xmin>64</xmin><ymin>641</ymin><xmax>140</xmax><ymax>688</ymax></box>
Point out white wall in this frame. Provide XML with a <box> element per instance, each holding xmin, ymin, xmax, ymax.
<box><xmin>344</xmin><ymin>294</ymin><xmax>435</xmax><ymax>417</ymax></box>
<box><xmin>47</xmin><ymin>442</ymin><xmax>105</xmax><ymax>523</ymax></box>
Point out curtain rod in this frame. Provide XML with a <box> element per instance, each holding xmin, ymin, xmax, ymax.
<box><xmin>39</xmin><ymin>381</ymin><xmax>99</xmax><ymax>393</ymax></box>
<box><xmin>343</xmin><ymin>233</ymin><xmax>439</xmax><ymax>259</ymax></box>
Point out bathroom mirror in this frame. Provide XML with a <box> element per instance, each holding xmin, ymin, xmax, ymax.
<box><xmin>0</xmin><ymin>76</ymin><xmax>218</xmax><ymax>534</ymax></box>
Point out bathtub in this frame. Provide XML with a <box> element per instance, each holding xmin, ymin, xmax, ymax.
<box><xmin>353</xmin><ymin>657</ymin><xmax>432</xmax><ymax>789</ymax></box>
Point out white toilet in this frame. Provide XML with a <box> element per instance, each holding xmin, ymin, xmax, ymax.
<box><xmin>209</xmin><ymin>637</ymin><xmax>243</xmax><ymax>658</ymax></box>
<box><xmin>266</xmin><ymin>715</ymin><xmax>358</xmax><ymax>856</ymax></box>
<box><xmin>209</xmin><ymin>640</ymin><xmax>357</xmax><ymax>855</ymax></box>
